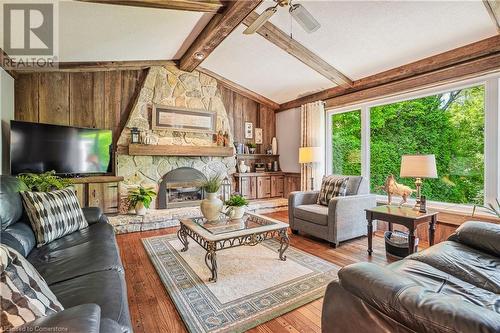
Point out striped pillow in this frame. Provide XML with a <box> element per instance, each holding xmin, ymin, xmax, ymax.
<box><xmin>1</xmin><ymin>244</ymin><xmax>64</xmax><ymax>331</ymax></box>
<box><xmin>20</xmin><ymin>188</ymin><xmax>88</xmax><ymax>247</ymax></box>
<box><xmin>317</xmin><ymin>176</ymin><xmax>349</xmax><ymax>206</ymax></box>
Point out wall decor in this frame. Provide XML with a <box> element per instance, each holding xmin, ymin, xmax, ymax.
<box><xmin>255</xmin><ymin>128</ymin><xmax>263</xmax><ymax>144</ymax></box>
<box><xmin>152</xmin><ymin>104</ymin><xmax>217</xmax><ymax>133</ymax></box>
<box><xmin>245</xmin><ymin>122</ymin><xmax>253</xmax><ymax>139</ymax></box>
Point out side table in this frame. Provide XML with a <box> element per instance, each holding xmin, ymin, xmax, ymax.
<box><xmin>365</xmin><ymin>205</ymin><xmax>438</xmax><ymax>255</ymax></box>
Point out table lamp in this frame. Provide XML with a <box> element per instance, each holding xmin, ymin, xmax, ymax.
<box><xmin>400</xmin><ymin>154</ymin><xmax>437</xmax><ymax>211</ymax></box>
<box><xmin>299</xmin><ymin>146</ymin><xmax>322</xmax><ymax>190</ymax></box>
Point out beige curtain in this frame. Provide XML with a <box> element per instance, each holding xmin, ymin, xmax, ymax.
<box><xmin>300</xmin><ymin>101</ymin><xmax>325</xmax><ymax>191</ymax></box>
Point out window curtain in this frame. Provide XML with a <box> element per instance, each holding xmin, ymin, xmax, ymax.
<box><xmin>300</xmin><ymin>101</ymin><xmax>325</xmax><ymax>191</ymax></box>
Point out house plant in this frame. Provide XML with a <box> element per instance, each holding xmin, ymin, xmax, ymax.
<box><xmin>247</xmin><ymin>142</ymin><xmax>257</xmax><ymax>154</ymax></box>
<box><xmin>472</xmin><ymin>198</ymin><xmax>500</xmax><ymax>218</ymax></box>
<box><xmin>224</xmin><ymin>194</ymin><xmax>249</xmax><ymax>219</ymax></box>
<box><xmin>17</xmin><ymin>171</ymin><xmax>71</xmax><ymax>192</ymax></box>
<box><xmin>128</xmin><ymin>186</ymin><xmax>157</xmax><ymax>216</ymax></box>
<box><xmin>200</xmin><ymin>174</ymin><xmax>223</xmax><ymax>221</ymax></box>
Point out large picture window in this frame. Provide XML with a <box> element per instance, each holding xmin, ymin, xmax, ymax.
<box><xmin>370</xmin><ymin>85</ymin><xmax>484</xmax><ymax>204</ymax></box>
<box><xmin>331</xmin><ymin>110</ymin><xmax>361</xmax><ymax>176</ymax></box>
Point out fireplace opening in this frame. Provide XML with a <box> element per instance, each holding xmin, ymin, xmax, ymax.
<box><xmin>157</xmin><ymin>167</ymin><xmax>207</xmax><ymax>209</ymax></box>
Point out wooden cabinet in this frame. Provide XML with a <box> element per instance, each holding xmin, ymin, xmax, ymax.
<box><xmin>271</xmin><ymin>175</ymin><xmax>284</xmax><ymax>197</ymax></box>
<box><xmin>239</xmin><ymin>176</ymin><xmax>257</xmax><ymax>199</ymax></box>
<box><xmin>69</xmin><ymin>176</ymin><xmax>122</xmax><ymax>214</ymax></box>
<box><xmin>284</xmin><ymin>173</ymin><xmax>301</xmax><ymax>198</ymax></box>
<box><xmin>72</xmin><ymin>183</ymin><xmax>86</xmax><ymax>208</ymax></box>
<box><xmin>257</xmin><ymin>176</ymin><xmax>271</xmax><ymax>198</ymax></box>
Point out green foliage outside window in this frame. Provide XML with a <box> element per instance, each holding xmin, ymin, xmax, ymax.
<box><xmin>331</xmin><ymin>85</ymin><xmax>485</xmax><ymax>204</ymax></box>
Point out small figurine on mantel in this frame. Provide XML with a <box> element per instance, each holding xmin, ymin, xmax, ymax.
<box><xmin>377</xmin><ymin>174</ymin><xmax>416</xmax><ymax>206</ymax></box>
<box><xmin>215</xmin><ymin>130</ymin><xmax>224</xmax><ymax>146</ymax></box>
<box><xmin>223</xmin><ymin>131</ymin><xmax>230</xmax><ymax>147</ymax></box>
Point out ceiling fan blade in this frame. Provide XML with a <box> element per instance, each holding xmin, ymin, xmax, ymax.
<box><xmin>289</xmin><ymin>4</ymin><xmax>320</xmax><ymax>33</ymax></box>
<box><xmin>243</xmin><ymin>6</ymin><xmax>277</xmax><ymax>34</ymax></box>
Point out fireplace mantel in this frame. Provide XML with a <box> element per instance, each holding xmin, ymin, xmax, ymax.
<box><xmin>128</xmin><ymin>144</ymin><xmax>234</xmax><ymax>157</ymax></box>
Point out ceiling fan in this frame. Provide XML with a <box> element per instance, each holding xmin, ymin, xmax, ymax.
<box><xmin>243</xmin><ymin>0</ymin><xmax>320</xmax><ymax>35</ymax></box>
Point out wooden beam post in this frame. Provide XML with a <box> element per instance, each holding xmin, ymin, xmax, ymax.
<box><xmin>179</xmin><ymin>0</ymin><xmax>262</xmax><ymax>72</ymax></box>
<box><xmin>76</xmin><ymin>0</ymin><xmax>224</xmax><ymax>13</ymax></box>
<box><xmin>242</xmin><ymin>11</ymin><xmax>353</xmax><ymax>87</ymax></box>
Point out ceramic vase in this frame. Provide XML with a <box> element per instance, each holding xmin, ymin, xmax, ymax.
<box><xmin>272</xmin><ymin>137</ymin><xmax>278</xmax><ymax>155</ymax></box>
<box><xmin>238</xmin><ymin>160</ymin><xmax>248</xmax><ymax>173</ymax></box>
<box><xmin>228</xmin><ymin>206</ymin><xmax>245</xmax><ymax>220</ymax></box>
<box><xmin>200</xmin><ymin>192</ymin><xmax>223</xmax><ymax>221</ymax></box>
<box><xmin>135</xmin><ymin>202</ymin><xmax>147</xmax><ymax>216</ymax></box>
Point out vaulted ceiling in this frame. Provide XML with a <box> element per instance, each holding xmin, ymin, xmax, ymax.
<box><xmin>2</xmin><ymin>1</ymin><xmax>499</xmax><ymax>105</ymax></box>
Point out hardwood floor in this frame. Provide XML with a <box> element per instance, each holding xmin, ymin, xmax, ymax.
<box><xmin>116</xmin><ymin>211</ymin><xmax>403</xmax><ymax>333</ymax></box>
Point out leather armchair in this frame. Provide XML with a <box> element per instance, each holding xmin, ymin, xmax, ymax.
<box><xmin>288</xmin><ymin>176</ymin><xmax>376</xmax><ymax>247</ymax></box>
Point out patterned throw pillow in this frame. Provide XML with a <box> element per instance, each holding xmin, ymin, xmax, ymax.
<box><xmin>317</xmin><ymin>176</ymin><xmax>349</xmax><ymax>206</ymax></box>
<box><xmin>0</xmin><ymin>244</ymin><xmax>64</xmax><ymax>331</ymax></box>
<box><xmin>20</xmin><ymin>188</ymin><xmax>88</xmax><ymax>247</ymax></box>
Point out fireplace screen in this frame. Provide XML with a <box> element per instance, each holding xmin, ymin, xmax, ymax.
<box><xmin>157</xmin><ymin>167</ymin><xmax>207</xmax><ymax>209</ymax></box>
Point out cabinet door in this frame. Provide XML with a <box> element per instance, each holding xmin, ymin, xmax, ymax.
<box><xmin>240</xmin><ymin>177</ymin><xmax>256</xmax><ymax>199</ymax></box>
<box><xmin>103</xmin><ymin>182</ymin><xmax>119</xmax><ymax>214</ymax></box>
<box><xmin>72</xmin><ymin>184</ymin><xmax>86</xmax><ymax>207</ymax></box>
<box><xmin>284</xmin><ymin>174</ymin><xmax>301</xmax><ymax>198</ymax></box>
<box><xmin>257</xmin><ymin>176</ymin><xmax>271</xmax><ymax>199</ymax></box>
<box><xmin>271</xmin><ymin>176</ymin><xmax>284</xmax><ymax>197</ymax></box>
<box><xmin>88</xmin><ymin>183</ymin><xmax>104</xmax><ymax>210</ymax></box>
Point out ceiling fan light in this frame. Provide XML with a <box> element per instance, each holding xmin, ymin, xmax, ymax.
<box><xmin>243</xmin><ymin>6</ymin><xmax>277</xmax><ymax>34</ymax></box>
<box><xmin>289</xmin><ymin>4</ymin><xmax>320</xmax><ymax>33</ymax></box>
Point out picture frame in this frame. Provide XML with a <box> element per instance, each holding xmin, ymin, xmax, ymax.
<box><xmin>152</xmin><ymin>104</ymin><xmax>217</xmax><ymax>133</ymax></box>
<box><xmin>255</xmin><ymin>128</ymin><xmax>263</xmax><ymax>144</ymax></box>
<box><xmin>245</xmin><ymin>122</ymin><xmax>253</xmax><ymax>139</ymax></box>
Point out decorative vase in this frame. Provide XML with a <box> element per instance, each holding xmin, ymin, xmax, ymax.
<box><xmin>272</xmin><ymin>137</ymin><xmax>278</xmax><ymax>155</ymax></box>
<box><xmin>228</xmin><ymin>206</ymin><xmax>245</xmax><ymax>220</ymax></box>
<box><xmin>200</xmin><ymin>192</ymin><xmax>223</xmax><ymax>221</ymax></box>
<box><xmin>238</xmin><ymin>160</ymin><xmax>248</xmax><ymax>173</ymax></box>
<box><xmin>135</xmin><ymin>202</ymin><xmax>147</xmax><ymax>216</ymax></box>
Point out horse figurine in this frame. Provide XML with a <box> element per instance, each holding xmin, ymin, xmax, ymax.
<box><xmin>377</xmin><ymin>174</ymin><xmax>415</xmax><ymax>206</ymax></box>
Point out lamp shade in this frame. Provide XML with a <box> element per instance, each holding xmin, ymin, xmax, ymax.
<box><xmin>400</xmin><ymin>154</ymin><xmax>437</xmax><ymax>178</ymax></box>
<box><xmin>299</xmin><ymin>146</ymin><xmax>322</xmax><ymax>164</ymax></box>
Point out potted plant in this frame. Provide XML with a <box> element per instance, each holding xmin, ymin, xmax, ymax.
<box><xmin>247</xmin><ymin>142</ymin><xmax>257</xmax><ymax>154</ymax></box>
<box><xmin>224</xmin><ymin>194</ymin><xmax>249</xmax><ymax>220</ymax></box>
<box><xmin>472</xmin><ymin>199</ymin><xmax>500</xmax><ymax>218</ymax></box>
<box><xmin>128</xmin><ymin>186</ymin><xmax>157</xmax><ymax>216</ymax></box>
<box><xmin>200</xmin><ymin>174</ymin><xmax>223</xmax><ymax>221</ymax></box>
<box><xmin>17</xmin><ymin>171</ymin><xmax>71</xmax><ymax>192</ymax></box>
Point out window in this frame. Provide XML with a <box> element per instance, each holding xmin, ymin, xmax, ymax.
<box><xmin>327</xmin><ymin>77</ymin><xmax>498</xmax><ymax>207</ymax></box>
<box><xmin>370</xmin><ymin>85</ymin><xmax>484</xmax><ymax>204</ymax></box>
<box><xmin>331</xmin><ymin>110</ymin><xmax>361</xmax><ymax>175</ymax></box>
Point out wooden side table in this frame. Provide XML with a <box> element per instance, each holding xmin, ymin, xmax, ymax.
<box><xmin>365</xmin><ymin>205</ymin><xmax>438</xmax><ymax>255</ymax></box>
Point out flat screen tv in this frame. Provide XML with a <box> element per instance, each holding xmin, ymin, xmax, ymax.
<box><xmin>10</xmin><ymin>121</ymin><xmax>113</xmax><ymax>176</ymax></box>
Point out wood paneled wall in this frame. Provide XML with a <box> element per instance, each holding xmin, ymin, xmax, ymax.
<box><xmin>14</xmin><ymin>70</ymin><xmax>276</xmax><ymax>152</ymax></box>
<box><xmin>15</xmin><ymin>70</ymin><xmax>145</xmax><ymax>147</ymax></box>
<box><xmin>219</xmin><ymin>84</ymin><xmax>276</xmax><ymax>153</ymax></box>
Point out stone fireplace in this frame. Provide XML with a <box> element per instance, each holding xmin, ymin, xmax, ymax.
<box><xmin>157</xmin><ymin>167</ymin><xmax>206</xmax><ymax>209</ymax></box>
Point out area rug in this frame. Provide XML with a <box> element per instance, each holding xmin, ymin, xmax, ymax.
<box><xmin>142</xmin><ymin>234</ymin><xmax>339</xmax><ymax>333</ymax></box>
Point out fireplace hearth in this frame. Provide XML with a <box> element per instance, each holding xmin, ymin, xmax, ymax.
<box><xmin>157</xmin><ymin>167</ymin><xmax>207</xmax><ymax>209</ymax></box>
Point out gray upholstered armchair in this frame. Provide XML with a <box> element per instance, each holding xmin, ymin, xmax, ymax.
<box><xmin>288</xmin><ymin>176</ymin><xmax>377</xmax><ymax>247</ymax></box>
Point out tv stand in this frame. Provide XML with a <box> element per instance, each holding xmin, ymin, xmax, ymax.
<box><xmin>69</xmin><ymin>175</ymin><xmax>124</xmax><ymax>214</ymax></box>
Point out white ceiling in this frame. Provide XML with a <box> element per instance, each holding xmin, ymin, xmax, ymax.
<box><xmin>57</xmin><ymin>1</ymin><xmax>212</xmax><ymax>62</ymax></box>
<box><xmin>2</xmin><ymin>1</ymin><xmax>497</xmax><ymax>104</ymax></box>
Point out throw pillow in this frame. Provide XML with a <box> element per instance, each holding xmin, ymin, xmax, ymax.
<box><xmin>317</xmin><ymin>176</ymin><xmax>349</xmax><ymax>206</ymax></box>
<box><xmin>20</xmin><ymin>188</ymin><xmax>88</xmax><ymax>247</ymax></box>
<box><xmin>0</xmin><ymin>244</ymin><xmax>64</xmax><ymax>331</ymax></box>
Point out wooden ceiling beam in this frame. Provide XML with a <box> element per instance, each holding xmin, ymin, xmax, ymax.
<box><xmin>179</xmin><ymin>0</ymin><xmax>262</xmax><ymax>72</ymax></box>
<box><xmin>12</xmin><ymin>60</ymin><xmax>177</xmax><ymax>73</ymax></box>
<box><xmin>0</xmin><ymin>48</ymin><xmax>17</xmax><ymax>79</ymax></box>
<box><xmin>77</xmin><ymin>0</ymin><xmax>224</xmax><ymax>13</ymax></box>
<box><xmin>242</xmin><ymin>11</ymin><xmax>353</xmax><ymax>87</ymax></box>
<box><xmin>278</xmin><ymin>35</ymin><xmax>500</xmax><ymax>111</ymax></box>
<box><xmin>198</xmin><ymin>66</ymin><xmax>279</xmax><ymax>109</ymax></box>
<box><xmin>483</xmin><ymin>0</ymin><xmax>500</xmax><ymax>32</ymax></box>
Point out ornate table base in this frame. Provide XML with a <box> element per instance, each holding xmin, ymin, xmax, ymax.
<box><xmin>177</xmin><ymin>223</ymin><xmax>289</xmax><ymax>282</ymax></box>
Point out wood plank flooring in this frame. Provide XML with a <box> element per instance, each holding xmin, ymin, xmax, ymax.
<box><xmin>116</xmin><ymin>211</ymin><xmax>406</xmax><ymax>333</ymax></box>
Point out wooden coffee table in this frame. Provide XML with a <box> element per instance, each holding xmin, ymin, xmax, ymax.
<box><xmin>177</xmin><ymin>212</ymin><xmax>290</xmax><ymax>282</ymax></box>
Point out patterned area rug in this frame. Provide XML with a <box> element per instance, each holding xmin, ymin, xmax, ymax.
<box><xmin>142</xmin><ymin>234</ymin><xmax>339</xmax><ymax>333</ymax></box>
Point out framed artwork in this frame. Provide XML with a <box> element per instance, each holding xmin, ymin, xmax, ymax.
<box><xmin>152</xmin><ymin>104</ymin><xmax>216</xmax><ymax>133</ymax></box>
<box><xmin>255</xmin><ymin>128</ymin><xmax>263</xmax><ymax>144</ymax></box>
<box><xmin>244</xmin><ymin>122</ymin><xmax>253</xmax><ymax>139</ymax></box>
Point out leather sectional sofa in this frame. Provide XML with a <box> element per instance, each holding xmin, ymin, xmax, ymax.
<box><xmin>1</xmin><ymin>176</ymin><xmax>132</xmax><ymax>333</ymax></box>
<box><xmin>322</xmin><ymin>220</ymin><xmax>500</xmax><ymax>333</ymax></box>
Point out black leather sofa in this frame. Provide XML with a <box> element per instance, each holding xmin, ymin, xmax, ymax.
<box><xmin>1</xmin><ymin>176</ymin><xmax>132</xmax><ymax>333</ymax></box>
<box><xmin>322</xmin><ymin>220</ymin><xmax>500</xmax><ymax>333</ymax></box>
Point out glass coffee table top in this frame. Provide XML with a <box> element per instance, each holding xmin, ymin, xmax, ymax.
<box><xmin>192</xmin><ymin>213</ymin><xmax>277</xmax><ymax>235</ymax></box>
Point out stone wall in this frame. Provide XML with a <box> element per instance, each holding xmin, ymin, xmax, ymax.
<box><xmin>116</xmin><ymin>65</ymin><xmax>236</xmax><ymax>210</ymax></box>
